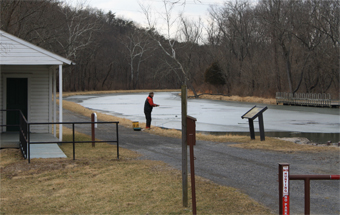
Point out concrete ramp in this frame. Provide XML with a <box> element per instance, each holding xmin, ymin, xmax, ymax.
<box><xmin>1</xmin><ymin>133</ymin><xmax>67</xmax><ymax>159</ymax></box>
<box><xmin>29</xmin><ymin>134</ymin><xmax>67</xmax><ymax>159</ymax></box>
<box><xmin>0</xmin><ymin>132</ymin><xmax>19</xmax><ymax>148</ymax></box>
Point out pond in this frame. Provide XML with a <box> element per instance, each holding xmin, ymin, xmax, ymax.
<box><xmin>64</xmin><ymin>92</ymin><xmax>340</xmax><ymax>144</ymax></box>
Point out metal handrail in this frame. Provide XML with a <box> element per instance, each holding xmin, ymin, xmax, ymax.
<box><xmin>0</xmin><ymin>109</ymin><xmax>28</xmax><ymax>158</ymax></box>
<box><xmin>19</xmin><ymin>111</ymin><xmax>28</xmax><ymax>158</ymax></box>
<box><xmin>279</xmin><ymin>163</ymin><xmax>340</xmax><ymax>215</ymax></box>
<box><xmin>0</xmin><ymin>109</ymin><xmax>25</xmax><ymax>130</ymax></box>
<box><xmin>27</xmin><ymin>121</ymin><xmax>119</xmax><ymax>163</ymax></box>
<box><xmin>1</xmin><ymin>110</ymin><xmax>120</xmax><ymax>163</ymax></box>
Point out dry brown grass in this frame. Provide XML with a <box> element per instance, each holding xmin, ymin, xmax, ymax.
<box><xmin>145</xmin><ymin>127</ymin><xmax>338</xmax><ymax>153</ymax></box>
<box><xmin>225</xmin><ymin>137</ymin><xmax>340</xmax><ymax>152</ymax></box>
<box><xmin>0</xmin><ymin>127</ymin><xmax>272</xmax><ymax>214</ymax></box>
<box><xmin>197</xmin><ymin>94</ymin><xmax>276</xmax><ymax>105</ymax></box>
<box><xmin>0</xmin><ymin>149</ymin><xmax>23</xmax><ymax>168</ymax></box>
<box><xmin>62</xmin><ymin>99</ymin><xmax>133</xmax><ymax>128</ymax></box>
<box><xmin>183</xmin><ymin>90</ymin><xmax>276</xmax><ymax>104</ymax></box>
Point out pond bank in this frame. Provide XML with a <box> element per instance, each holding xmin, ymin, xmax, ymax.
<box><xmin>60</xmin><ymin>90</ymin><xmax>338</xmax><ymax>152</ymax></box>
<box><xmin>61</xmin><ymin>89</ymin><xmax>277</xmax><ymax>105</ymax></box>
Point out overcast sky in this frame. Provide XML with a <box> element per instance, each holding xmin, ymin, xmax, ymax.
<box><xmin>67</xmin><ymin>0</ymin><xmax>259</xmax><ymax>41</ymax></box>
<box><xmin>68</xmin><ymin>0</ymin><xmax>226</xmax><ymax>38</ymax></box>
<box><xmin>78</xmin><ymin>0</ymin><xmax>225</xmax><ymax>23</ymax></box>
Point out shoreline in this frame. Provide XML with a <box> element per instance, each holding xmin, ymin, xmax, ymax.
<box><xmin>59</xmin><ymin>90</ymin><xmax>338</xmax><ymax>152</ymax></box>
<box><xmin>192</xmin><ymin>93</ymin><xmax>276</xmax><ymax>105</ymax></box>
<box><xmin>60</xmin><ymin>89</ymin><xmax>277</xmax><ymax>105</ymax></box>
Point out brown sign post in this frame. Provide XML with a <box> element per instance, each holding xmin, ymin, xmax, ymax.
<box><xmin>187</xmin><ymin>116</ymin><xmax>197</xmax><ymax>215</ymax></box>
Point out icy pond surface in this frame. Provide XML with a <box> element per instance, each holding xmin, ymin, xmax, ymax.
<box><xmin>65</xmin><ymin>92</ymin><xmax>340</xmax><ymax>143</ymax></box>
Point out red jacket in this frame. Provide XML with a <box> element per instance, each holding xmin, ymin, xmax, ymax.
<box><xmin>144</xmin><ymin>96</ymin><xmax>157</xmax><ymax>113</ymax></box>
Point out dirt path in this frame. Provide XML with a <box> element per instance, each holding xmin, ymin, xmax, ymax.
<box><xmin>62</xmin><ymin>108</ymin><xmax>340</xmax><ymax>214</ymax></box>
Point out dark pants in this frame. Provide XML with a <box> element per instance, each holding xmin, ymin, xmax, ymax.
<box><xmin>144</xmin><ymin>111</ymin><xmax>152</xmax><ymax>128</ymax></box>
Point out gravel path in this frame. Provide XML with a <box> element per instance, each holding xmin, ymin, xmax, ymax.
<box><xmin>62</xmin><ymin>108</ymin><xmax>340</xmax><ymax>214</ymax></box>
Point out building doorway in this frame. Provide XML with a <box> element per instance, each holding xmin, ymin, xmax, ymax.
<box><xmin>6</xmin><ymin>78</ymin><xmax>28</xmax><ymax>131</ymax></box>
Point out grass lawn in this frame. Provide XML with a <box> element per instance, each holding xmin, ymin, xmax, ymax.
<box><xmin>1</xmin><ymin>90</ymin><xmax>336</xmax><ymax>214</ymax></box>
<box><xmin>1</xmin><ymin>127</ymin><xmax>273</xmax><ymax>214</ymax></box>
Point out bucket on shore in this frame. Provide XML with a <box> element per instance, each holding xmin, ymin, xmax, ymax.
<box><xmin>132</xmin><ymin>121</ymin><xmax>141</xmax><ymax>131</ymax></box>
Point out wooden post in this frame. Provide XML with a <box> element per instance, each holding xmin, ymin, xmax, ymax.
<box><xmin>187</xmin><ymin>115</ymin><xmax>197</xmax><ymax>215</ymax></box>
<box><xmin>189</xmin><ymin>135</ymin><xmax>197</xmax><ymax>215</ymax></box>
<box><xmin>181</xmin><ymin>85</ymin><xmax>188</xmax><ymax>207</ymax></box>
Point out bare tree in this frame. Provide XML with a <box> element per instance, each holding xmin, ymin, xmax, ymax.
<box><xmin>140</xmin><ymin>0</ymin><xmax>203</xmax><ymax>97</ymax></box>
<box><xmin>3</xmin><ymin>0</ymin><xmax>337</xmax><ymax>97</ymax></box>
<box><xmin>208</xmin><ymin>0</ymin><xmax>263</xmax><ymax>95</ymax></box>
<box><xmin>55</xmin><ymin>1</ymin><xmax>103</xmax><ymax>59</ymax></box>
<box><xmin>256</xmin><ymin>0</ymin><xmax>339</xmax><ymax>95</ymax></box>
<box><xmin>0</xmin><ymin>0</ymin><xmax>61</xmax><ymax>45</ymax></box>
<box><xmin>121</xmin><ymin>28</ymin><xmax>156</xmax><ymax>89</ymax></box>
<box><xmin>256</xmin><ymin>0</ymin><xmax>299</xmax><ymax>94</ymax></box>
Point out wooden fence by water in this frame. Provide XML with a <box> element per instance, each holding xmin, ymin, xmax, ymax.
<box><xmin>276</xmin><ymin>92</ymin><xmax>339</xmax><ymax>108</ymax></box>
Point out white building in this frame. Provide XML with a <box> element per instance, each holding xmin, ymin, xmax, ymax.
<box><xmin>0</xmin><ymin>30</ymin><xmax>74</xmax><ymax>140</ymax></box>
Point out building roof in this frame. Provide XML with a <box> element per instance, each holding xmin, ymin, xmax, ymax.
<box><xmin>0</xmin><ymin>30</ymin><xmax>74</xmax><ymax>66</ymax></box>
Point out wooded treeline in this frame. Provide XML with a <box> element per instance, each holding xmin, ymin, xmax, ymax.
<box><xmin>1</xmin><ymin>0</ymin><xmax>339</xmax><ymax>98</ymax></box>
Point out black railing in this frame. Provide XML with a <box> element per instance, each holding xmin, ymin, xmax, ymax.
<box><xmin>0</xmin><ymin>109</ymin><xmax>28</xmax><ymax>158</ymax></box>
<box><xmin>0</xmin><ymin>109</ymin><xmax>21</xmax><ymax>131</ymax></box>
<box><xmin>1</xmin><ymin>109</ymin><xmax>120</xmax><ymax>163</ymax></box>
<box><xmin>27</xmin><ymin>122</ymin><xmax>119</xmax><ymax>163</ymax></box>
<box><xmin>19</xmin><ymin>111</ymin><xmax>28</xmax><ymax>158</ymax></box>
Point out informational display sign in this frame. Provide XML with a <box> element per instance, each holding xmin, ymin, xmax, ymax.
<box><xmin>241</xmin><ymin>106</ymin><xmax>268</xmax><ymax>120</ymax></box>
<box><xmin>282</xmin><ymin>165</ymin><xmax>290</xmax><ymax>215</ymax></box>
<box><xmin>241</xmin><ymin>106</ymin><xmax>268</xmax><ymax>141</ymax></box>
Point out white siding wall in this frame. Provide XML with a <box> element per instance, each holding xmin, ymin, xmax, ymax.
<box><xmin>0</xmin><ymin>68</ymin><xmax>2</xmax><ymax>132</ymax></box>
<box><xmin>30</xmin><ymin>66</ymin><xmax>51</xmax><ymax>133</ymax></box>
<box><xmin>1</xmin><ymin>65</ymin><xmax>52</xmax><ymax>133</ymax></box>
<box><xmin>0</xmin><ymin>32</ymin><xmax>65</xmax><ymax>65</ymax></box>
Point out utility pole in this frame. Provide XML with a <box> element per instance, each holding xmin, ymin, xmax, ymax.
<box><xmin>181</xmin><ymin>85</ymin><xmax>188</xmax><ymax>207</ymax></box>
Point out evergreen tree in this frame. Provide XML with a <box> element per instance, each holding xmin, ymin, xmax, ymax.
<box><xmin>204</xmin><ymin>61</ymin><xmax>226</xmax><ymax>86</ymax></box>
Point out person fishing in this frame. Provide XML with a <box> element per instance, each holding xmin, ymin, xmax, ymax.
<box><xmin>144</xmin><ymin>92</ymin><xmax>159</xmax><ymax>129</ymax></box>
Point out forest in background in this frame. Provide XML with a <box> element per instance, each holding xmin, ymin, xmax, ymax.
<box><xmin>1</xmin><ymin>0</ymin><xmax>339</xmax><ymax>98</ymax></box>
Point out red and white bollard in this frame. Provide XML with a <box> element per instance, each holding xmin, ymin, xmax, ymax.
<box><xmin>279</xmin><ymin>163</ymin><xmax>290</xmax><ymax>215</ymax></box>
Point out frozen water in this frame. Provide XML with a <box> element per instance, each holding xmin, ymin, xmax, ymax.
<box><xmin>66</xmin><ymin>92</ymin><xmax>340</xmax><ymax>134</ymax></box>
